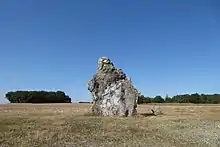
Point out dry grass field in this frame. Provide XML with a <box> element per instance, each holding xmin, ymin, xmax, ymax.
<box><xmin>0</xmin><ymin>103</ymin><xmax>220</xmax><ymax>147</ymax></box>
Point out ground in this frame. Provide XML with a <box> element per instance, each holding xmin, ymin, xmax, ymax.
<box><xmin>0</xmin><ymin>103</ymin><xmax>220</xmax><ymax>147</ymax></box>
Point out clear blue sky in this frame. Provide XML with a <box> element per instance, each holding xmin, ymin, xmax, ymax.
<box><xmin>0</xmin><ymin>0</ymin><xmax>220</xmax><ymax>103</ymax></box>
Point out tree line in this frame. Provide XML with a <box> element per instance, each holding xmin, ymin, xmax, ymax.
<box><xmin>5</xmin><ymin>91</ymin><xmax>71</xmax><ymax>103</ymax></box>
<box><xmin>138</xmin><ymin>93</ymin><xmax>220</xmax><ymax>104</ymax></box>
<box><xmin>5</xmin><ymin>91</ymin><xmax>220</xmax><ymax>104</ymax></box>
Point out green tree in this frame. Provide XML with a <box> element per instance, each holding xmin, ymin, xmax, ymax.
<box><xmin>137</xmin><ymin>95</ymin><xmax>144</xmax><ymax>104</ymax></box>
<box><xmin>152</xmin><ymin>96</ymin><xmax>165</xmax><ymax>103</ymax></box>
<box><xmin>143</xmin><ymin>97</ymin><xmax>152</xmax><ymax>103</ymax></box>
<box><xmin>165</xmin><ymin>94</ymin><xmax>173</xmax><ymax>103</ymax></box>
<box><xmin>5</xmin><ymin>91</ymin><xmax>72</xmax><ymax>103</ymax></box>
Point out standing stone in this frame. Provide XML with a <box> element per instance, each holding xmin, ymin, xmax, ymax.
<box><xmin>88</xmin><ymin>57</ymin><xmax>141</xmax><ymax>116</ymax></box>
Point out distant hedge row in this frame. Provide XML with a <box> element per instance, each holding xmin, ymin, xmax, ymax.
<box><xmin>138</xmin><ymin>93</ymin><xmax>220</xmax><ymax>104</ymax></box>
<box><xmin>5</xmin><ymin>91</ymin><xmax>71</xmax><ymax>103</ymax></box>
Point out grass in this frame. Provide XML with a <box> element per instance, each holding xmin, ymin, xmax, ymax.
<box><xmin>0</xmin><ymin>103</ymin><xmax>220</xmax><ymax>147</ymax></box>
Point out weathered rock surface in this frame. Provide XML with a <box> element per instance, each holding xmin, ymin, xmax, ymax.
<box><xmin>88</xmin><ymin>57</ymin><xmax>141</xmax><ymax>116</ymax></box>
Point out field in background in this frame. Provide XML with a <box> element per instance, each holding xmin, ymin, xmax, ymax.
<box><xmin>0</xmin><ymin>103</ymin><xmax>220</xmax><ymax>147</ymax></box>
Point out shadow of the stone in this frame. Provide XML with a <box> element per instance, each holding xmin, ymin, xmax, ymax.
<box><xmin>83</xmin><ymin>111</ymin><xmax>159</xmax><ymax>118</ymax></box>
<box><xmin>138</xmin><ymin>113</ymin><xmax>156</xmax><ymax>117</ymax></box>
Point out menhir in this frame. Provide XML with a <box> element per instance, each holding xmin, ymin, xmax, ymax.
<box><xmin>88</xmin><ymin>57</ymin><xmax>140</xmax><ymax>116</ymax></box>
